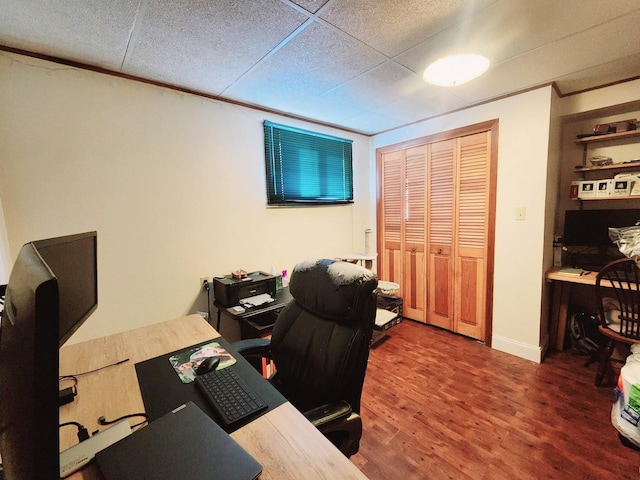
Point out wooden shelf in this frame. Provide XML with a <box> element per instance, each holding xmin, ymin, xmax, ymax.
<box><xmin>575</xmin><ymin>129</ymin><xmax>640</xmax><ymax>145</ymax></box>
<box><xmin>574</xmin><ymin>162</ymin><xmax>640</xmax><ymax>173</ymax></box>
<box><xmin>573</xmin><ymin>195</ymin><xmax>639</xmax><ymax>201</ymax></box>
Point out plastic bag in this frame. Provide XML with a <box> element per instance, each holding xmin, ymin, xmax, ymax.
<box><xmin>612</xmin><ymin>344</ymin><xmax>640</xmax><ymax>448</ymax></box>
<box><xmin>608</xmin><ymin>225</ymin><xmax>640</xmax><ymax>266</ymax></box>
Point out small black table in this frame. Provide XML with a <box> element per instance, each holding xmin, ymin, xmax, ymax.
<box><xmin>214</xmin><ymin>287</ymin><xmax>293</xmax><ymax>339</ymax></box>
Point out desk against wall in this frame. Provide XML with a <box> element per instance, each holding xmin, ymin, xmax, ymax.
<box><xmin>59</xmin><ymin>315</ymin><xmax>368</xmax><ymax>480</ymax></box>
<box><xmin>544</xmin><ymin>266</ymin><xmax>631</xmax><ymax>351</ymax></box>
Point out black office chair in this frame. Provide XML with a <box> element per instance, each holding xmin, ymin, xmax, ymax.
<box><xmin>594</xmin><ymin>257</ymin><xmax>640</xmax><ymax>386</ymax></box>
<box><xmin>234</xmin><ymin>258</ymin><xmax>378</xmax><ymax>457</ymax></box>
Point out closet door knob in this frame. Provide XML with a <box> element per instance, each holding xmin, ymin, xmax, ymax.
<box><xmin>437</xmin><ymin>248</ymin><xmax>442</xmax><ymax>254</ymax></box>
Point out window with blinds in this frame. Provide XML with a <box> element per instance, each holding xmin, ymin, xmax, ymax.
<box><xmin>263</xmin><ymin>121</ymin><xmax>354</xmax><ymax>206</ymax></box>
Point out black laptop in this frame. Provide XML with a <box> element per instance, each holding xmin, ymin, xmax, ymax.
<box><xmin>95</xmin><ymin>402</ymin><xmax>262</xmax><ymax>480</ymax></box>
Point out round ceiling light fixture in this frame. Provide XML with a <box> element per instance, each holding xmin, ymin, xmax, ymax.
<box><xmin>423</xmin><ymin>54</ymin><xmax>490</xmax><ymax>87</ymax></box>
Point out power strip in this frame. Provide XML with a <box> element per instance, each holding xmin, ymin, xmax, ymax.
<box><xmin>59</xmin><ymin>419</ymin><xmax>132</xmax><ymax>477</ymax></box>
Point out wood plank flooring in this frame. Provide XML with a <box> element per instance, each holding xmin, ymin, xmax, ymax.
<box><xmin>351</xmin><ymin>320</ymin><xmax>639</xmax><ymax>479</ymax></box>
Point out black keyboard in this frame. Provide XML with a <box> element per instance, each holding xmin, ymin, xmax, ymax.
<box><xmin>573</xmin><ymin>255</ymin><xmax>622</xmax><ymax>272</ymax></box>
<box><xmin>195</xmin><ymin>367</ymin><xmax>267</xmax><ymax>427</ymax></box>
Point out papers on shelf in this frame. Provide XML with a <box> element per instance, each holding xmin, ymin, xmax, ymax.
<box><xmin>239</xmin><ymin>293</ymin><xmax>274</xmax><ymax>308</ymax></box>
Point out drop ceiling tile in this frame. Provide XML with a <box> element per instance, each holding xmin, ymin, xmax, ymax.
<box><xmin>290</xmin><ymin>95</ymin><xmax>371</xmax><ymax>126</ymax></box>
<box><xmin>225</xmin><ymin>21</ymin><xmax>386</xmax><ymax>101</ymax></box>
<box><xmin>321</xmin><ymin>61</ymin><xmax>424</xmax><ymax>111</ymax></box>
<box><xmin>555</xmin><ymin>53</ymin><xmax>640</xmax><ymax>94</ymax></box>
<box><xmin>381</xmin><ymin>89</ymin><xmax>469</xmax><ymax>124</ymax></box>
<box><xmin>394</xmin><ymin>25</ymin><xmax>475</xmax><ymax>75</ymax></box>
<box><xmin>122</xmin><ymin>0</ymin><xmax>307</xmax><ymax>94</ymax></box>
<box><xmin>242</xmin><ymin>82</ymin><xmax>368</xmax><ymax>122</ymax></box>
<box><xmin>337</xmin><ymin>82</ymin><xmax>471</xmax><ymax>134</ymax></box>
<box><xmin>319</xmin><ymin>0</ymin><xmax>496</xmax><ymax>57</ymax></box>
<box><xmin>338</xmin><ymin>109</ymin><xmax>410</xmax><ymax>134</ymax></box>
<box><xmin>0</xmin><ymin>0</ymin><xmax>139</xmax><ymax>70</ymax></box>
<box><xmin>290</xmin><ymin>0</ymin><xmax>330</xmax><ymax>14</ymax></box>
<box><xmin>454</xmin><ymin>0</ymin><xmax>640</xmax><ymax>66</ymax></box>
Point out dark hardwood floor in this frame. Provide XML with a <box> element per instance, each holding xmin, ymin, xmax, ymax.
<box><xmin>351</xmin><ymin>320</ymin><xmax>639</xmax><ymax>479</ymax></box>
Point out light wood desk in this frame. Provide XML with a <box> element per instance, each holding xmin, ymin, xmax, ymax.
<box><xmin>335</xmin><ymin>253</ymin><xmax>377</xmax><ymax>270</ymax></box>
<box><xmin>59</xmin><ymin>314</ymin><xmax>368</xmax><ymax>480</ymax></box>
<box><xmin>545</xmin><ymin>266</ymin><xmax>625</xmax><ymax>351</ymax></box>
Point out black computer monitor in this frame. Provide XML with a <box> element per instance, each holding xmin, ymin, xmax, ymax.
<box><xmin>33</xmin><ymin>233</ymin><xmax>98</xmax><ymax>346</ymax></box>
<box><xmin>0</xmin><ymin>231</ymin><xmax>97</xmax><ymax>480</ymax></box>
<box><xmin>563</xmin><ymin>209</ymin><xmax>640</xmax><ymax>247</ymax></box>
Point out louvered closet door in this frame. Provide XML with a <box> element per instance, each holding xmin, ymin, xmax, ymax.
<box><xmin>427</xmin><ymin>139</ymin><xmax>456</xmax><ymax>330</ymax></box>
<box><xmin>403</xmin><ymin>146</ymin><xmax>427</xmax><ymax>322</ymax></box>
<box><xmin>380</xmin><ymin>150</ymin><xmax>403</xmax><ymax>292</ymax></box>
<box><xmin>454</xmin><ymin>132</ymin><xmax>490</xmax><ymax>340</ymax></box>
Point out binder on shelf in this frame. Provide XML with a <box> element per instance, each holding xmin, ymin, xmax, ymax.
<box><xmin>612</xmin><ymin>179</ymin><xmax>631</xmax><ymax>197</ymax></box>
<box><xmin>596</xmin><ymin>179</ymin><xmax>612</xmax><ymax>197</ymax></box>
<box><xmin>614</xmin><ymin>173</ymin><xmax>640</xmax><ymax>196</ymax></box>
<box><xmin>570</xmin><ymin>181</ymin><xmax>580</xmax><ymax>200</ymax></box>
<box><xmin>578</xmin><ymin>181</ymin><xmax>596</xmax><ymax>199</ymax></box>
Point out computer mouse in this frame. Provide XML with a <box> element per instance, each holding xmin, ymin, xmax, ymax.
<box><xmin>195</xmin><ymin>356</ymin><xmax>221</xmax><ymax>376</ymax></box>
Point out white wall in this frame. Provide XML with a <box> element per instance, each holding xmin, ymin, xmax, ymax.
<box><xmin>0</xmin><ymin>197</ymin><xmax>9</xmax><ymax>284</ymax></box>
<box><xmin>539</xmin><ymin>91</ymin><xmax>563</xmax><ymax>351</ymax></box>
<box><xmin>0</xmin><ymin>52</ymin><xmax>374</xmax><ymax>343</ymax></box>
<box><xmin>373</xmin><ymin>87</ymin><xmax>555</xmax><ymax>362</ymax></box>
<box><xmin>559</xmin><ymin>79</ymin><xmax>640</xmax><ymax>118</ymax></box>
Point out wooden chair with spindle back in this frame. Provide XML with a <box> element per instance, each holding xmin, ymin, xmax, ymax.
<box><xmin>594</xmin><ymin>258</ymin><xmax>640</xmax><ymax>386</ymax></box>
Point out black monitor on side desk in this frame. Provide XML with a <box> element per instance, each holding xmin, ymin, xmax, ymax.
<box><xmin>0</xmin><ymin>231</ymin><xmax>97</xmax><ymax>480</ymax></box>
<box><xmin>563</xmin><ymin>209</ymin><xmax>640</xmax><ymax>270</ymax></box>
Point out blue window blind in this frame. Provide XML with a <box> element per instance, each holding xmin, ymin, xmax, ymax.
<box><xmin>263</xmin><ymin>121</ymin><xmax>354</xmax><ymax>206</ymax></box>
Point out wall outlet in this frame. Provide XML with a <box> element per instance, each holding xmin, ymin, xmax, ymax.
<box><xmin>515</xmin><ymin>206</ymin><xmax>526</xmax><ymax>221</ymax></box>
<box><xmin>199</xmin><ymin>276</ymin><xmax>211</xmax><ymax>291</ymax></box>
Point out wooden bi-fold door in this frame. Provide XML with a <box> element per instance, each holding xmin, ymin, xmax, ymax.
<box><xmin>379</xmin><ymin>145</ymin><xmax>427</xmax><ymax>323</ymax></box>
<box><xmin>427</xmin><ymin>132</ymin><xmax>493</xmax><ymax>341</ymax></box>
<box><xmin>378</xmin><ymin>121</ymin><xmax>496</xmax><ymax>343</ymax></box>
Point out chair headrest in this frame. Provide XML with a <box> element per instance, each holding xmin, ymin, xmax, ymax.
<box><xmin>289</xmin><ymin>259</ymin><xmax>378</xmax><ymax>323</ymax></box>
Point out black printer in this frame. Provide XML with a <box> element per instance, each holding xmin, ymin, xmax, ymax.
<box><xmin>212</xmin><ymin>271</ymin><xmax>277</xmax><ymax>308</ymax></box>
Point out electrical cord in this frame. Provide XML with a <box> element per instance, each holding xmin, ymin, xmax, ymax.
<box><xmin>60</xmin><ymin>421</ymin><xmax>90</xmax><ymax>442</ymax></box>
<box><xmin>58</xmin><ymin>359</ymin><xmax>129</xmax><ymax>405</ymax></box>
<box><xmin>203</xmin><ymin>279</ymin><xmax>212</xmax><ymax>325</ymax></box>
<box><xmin>98</xmin><ymin>412</ymin><xmax>149</xmax><ymax>430</ymax></box>
<box><xmin>59</xmin><ymin>374</ymin><xmax>78</xmax><ymax>389</ymax></box>
<box><xmin>59</xmin><ymin>358</ymin><xmax>130</xmax><ymax>379</ymax></box>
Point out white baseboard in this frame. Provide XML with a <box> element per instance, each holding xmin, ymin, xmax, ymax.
<box><xmin>492</xmin><ymin>334</ymin><xmax>543</xmax><ymax>363</ymax></box>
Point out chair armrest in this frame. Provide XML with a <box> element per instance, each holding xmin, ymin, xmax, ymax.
<box><xmin>232</xmin><ymin>338</ymin><xmax>272</xmax><ymax>359</ymax></box>
<box><xmin>303</xmin><ymin>400</ymin><xmax>352</xmax><ymax>428</ymax></box>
